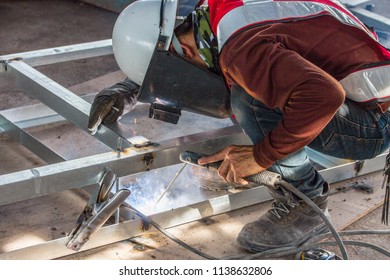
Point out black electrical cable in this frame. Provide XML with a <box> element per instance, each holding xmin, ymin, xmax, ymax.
<box><xmin>124</xmin><ymin>179</ymin><xmax>390</xmax><ymax>260</ymax></box>
<box><xmin>124</xmin><ymin>204</ymin><xmax>218</xmax><ymax>260</ymax></box>
<box><xmin>310</xmin><ymin>241</ymin><xmax>390</xmax><ymax>258</ymax></box>
<box><xmin>277</xmin><ymin>180</ymin><xmax>349</xmax><ymax>259</ymax></box>
<box><xmin>307</xmin><ymin>229</ymin><xmax>390</xmax><ymax>244</ymax></box>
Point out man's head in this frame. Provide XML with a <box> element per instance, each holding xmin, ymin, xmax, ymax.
<box><xmin>112</xmin><ymin>0</ymin><xmax>205</xmax><ymax>85</ymax></box>
<box><xmin>173</xmin><ymin>14</ymin><xmax>208</xmax><ymax>68</ymax></box>
<box><xmin>112</xmin><ymin>0</ymin><xmax>231</xmax><ymax>120</ymax></box>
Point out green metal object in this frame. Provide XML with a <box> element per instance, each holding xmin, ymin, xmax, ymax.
<box><xmin>80</xmin><ymin>0</ymin><xmax>135</xmax><ymax>13</ymax></box>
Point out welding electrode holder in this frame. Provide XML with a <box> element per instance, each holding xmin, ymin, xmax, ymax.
<box><xmin>66</xmin><ymin>168</ymin><xmax>131</xmax><ymax>251</ymax></box>
<box><xmin>180</xmin><ymin>150</ymin><xmax>349</xmax><ymax>260</ymax></box>
<box><xmin>179</xmin><ymin>151</ymin><xmax>282</xmax><ymax>188</ymax></box>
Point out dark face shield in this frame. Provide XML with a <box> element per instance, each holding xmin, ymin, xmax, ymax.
<box><xmin>138</xmin><ymin>48</ymin><xmax>232</xmax><ymax>124</ymax></box>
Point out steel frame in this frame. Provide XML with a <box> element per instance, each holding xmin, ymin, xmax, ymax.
<box><xmin>0</xmin><ymin>40</ymin><xmax>387</xmax><ymax>259</ymax></box>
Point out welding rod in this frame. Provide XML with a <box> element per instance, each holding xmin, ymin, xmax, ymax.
<box><xmin>154</xmin><ymin>163</ymin><xmax>187</xmax><ymax>207</ymax></box>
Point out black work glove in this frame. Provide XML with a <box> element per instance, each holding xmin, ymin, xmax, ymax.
<box><xmin>88</xmin><ymin>78</ymin><xmax>140</xmax><ymax>135</ymax></box>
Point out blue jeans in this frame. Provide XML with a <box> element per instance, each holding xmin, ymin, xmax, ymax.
<box><xmin>231</xmin><ymin>86</ymin><xmax>390</xmax><ymax>198</ymax></box>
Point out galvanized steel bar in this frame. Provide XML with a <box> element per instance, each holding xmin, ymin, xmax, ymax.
<box><xmin>0</xmin><ymin>39</ymin><xmax>113</xmax><ymax>68</ymax></box>
<box><xmin>319</xmin><ymin>152</ymin><xmax>388</xmax><ymax>183</ymax></box>
<box><xmin>0</xmin><ymin>126</ymin><xmax>248</xmax><ymax>206</ymax></box>
<box><xmin>0</xmin><ymin>152</ymin><xmax>387</xmax><ymax>259</ymax></box>
<box><xmin>0</xmin><ymin>114</ymin><xmax>65</xmax><ymax>164</ymax></box>
<box><xmin>349</xmin><ymin>7</ymin><xmax>390</xmax><ymax>33</ymax></box>
<box><xmin>0</xmin><ymin>103</ymin><xmax>68</xmax><ymax>130</ymax></box>
<box><xmin>80</xmin><ymin>0</ymin><xmax>134</xmax><ymax>13</ymax></box>
<box><xmin>6</xmin><ymin>60</ymin><xmax>131</xmax><ymax>150</ymax></box>
<box><xmin>0</xmin><ymin>186</ymin><xmax>272</xmax><ymax>260</ymax></box>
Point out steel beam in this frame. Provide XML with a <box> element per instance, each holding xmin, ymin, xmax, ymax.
<box><xmin>0</xmin><ymin>94</ymin><xmax>95</xmax><ymax>130</ymax></box>
<box><xmin>0</xmin><ymin>123</ymin><xmax>385</xmax><ymax>207</ymax></box>
<box><xmin>0</xmin><ymin>102</ymin><xmax>71</xmax><ymax>130</ymax></box>
<box><xmin>80</xmin><ymin>0</ymin><xmax>134</xmax><ymax>13</ymax></box>
<box><xmin>319</xmin><ymin>152</ymin><xmax>387</xmax><ymax>183</ymax></box>
<box><xmin>0</xmin><ymin>126</ymin><xmax>248</xmax><ymax>206</ymax></box>
<box><xmin>340</xmin><ymin>0</ymin><xmax>370</xmax><ymax>7</ymax></box>
<box><xmin>0</xmin><ymin>114</ymin><xmax>64</xmax><ymax>164</ymax></box>
<box><xmin>0</xmin><ymin>39</ymin><xmax>112</xmax><ymax>68</ymax></box>
<box><xmin>349</xmin><ymin>7</ymin><xmax>390</xmax><ymax>33</ymax></box>
<box><xmin>0</xmin><ymin>185</ymin><xmax>271</xmax><ymax>260</ymax></box>
<box><xmin>6</xmin><ymin>60</ymin><xmax>132</xmax><ymax>150</ymax></box>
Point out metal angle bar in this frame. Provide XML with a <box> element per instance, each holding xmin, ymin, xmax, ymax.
<box><xmin>0</xmin><ymin>93</ymin><xmax>99</xmax><ymax>131</ymax></box>
<box><xmin>340</xmin><ymin>0</ymin><xmax>369</xmax><ymax>7</ymax></box>
<box><xmin>0</xmin><ymin>94</ymin><xmax>96</xmax><ymax>130</ymax></box>
<box><xmin>0</xmin><ymin>186</ymin><xmax>272</xmax><ymax>260</ymax></box>
<box><xmin>319</xmin><ymin>151</ymin><xmax>388</xmax><ymax>183</ymax></box>
<box><xmin>0</xmin><ymin>120</ymin><xmax>386</xmax><ymax>207</ymax></box>
<box><xmin>0</xmin><ymin>152</ymin><xmax>386</xmax><ymax>259</ymax></box>
<box><xmin>6</xmin><ymin>60</ymin><xmax>131</xmax><ymax>150</ymax></box>
<box><xmin>0</xmin><ymin>114</ymin><xmax>65</xmax><ymax>164</ymax></box>
<box><xmin>0</xmin><ymin>100</ymin><xmax>377</xmax><ymax>177</ymax></box>
<box><xmin>305</xmin><ymin>147</ymin><xmax>351</xmax><ymax>169</ymax></box>
<box><xmin>79</xmin><ymin>0</ymin><xmax>134</xmax><ymax>13</ymax></box>
<box><xmin>0</xmin><ymin>39</ymin><xmax>113</xmax><ymax>68</ymax></box>
<box><xmin>0</xmin><ymin>100</ymin><xmax>381</xmax><ymax>173</ymax></box>
<box><xmin>349</xmin><ymin>7</ymin><xmax>390</xmax><ymax>32</ymax></box>
<box><xmin>0</xmin><ymin>126</ymin><xmax>248</xmax><ymax>206</ymax></box>
<box><xmin>0</xmin><ymin>153</ymin><xmax>387</xmax><ymax>260</ymax></box>
<box><xmin>0</xmin><ymin>104</ymin><xmax>66</xmax><ymax>130</ymax></box>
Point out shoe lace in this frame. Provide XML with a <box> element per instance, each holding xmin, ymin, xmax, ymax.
<box><xmin>269</xmin><ymin>200</ymin><xmax>299</xmax><ymax>219</ymax></box>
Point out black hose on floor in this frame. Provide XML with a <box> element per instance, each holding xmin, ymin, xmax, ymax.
<box><xmin>124</xmin><ymin>177</ymin><xmax>390</xmax><ymax>260</ymax></box>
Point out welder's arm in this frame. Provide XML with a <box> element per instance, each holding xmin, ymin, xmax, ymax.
<box><xmin>88</xmin><ymin>78</ymin><xmax>140</xmax><ymax>135</ymax></box>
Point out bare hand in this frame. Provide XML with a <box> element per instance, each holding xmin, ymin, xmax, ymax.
<box><xmin>198</xmin><ymin>145</ymin><xmax>265</xmax><ymax>185</ymax></box>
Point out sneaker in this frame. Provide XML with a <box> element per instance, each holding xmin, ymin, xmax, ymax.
<box><xmin>237</xmin><ymin>183</ymin><xmax>330</xmax><ymax>252</ymax></box>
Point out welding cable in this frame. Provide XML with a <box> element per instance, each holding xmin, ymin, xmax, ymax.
<box><xmin>306</xmin><ymin>240</ymin><xmax>390</xmax><ymax>258</ymax></box>
<box><xmin>227</xmin><ymin>234</ymin><xmax>390</xmax><ymax>260</ymax></box>
<box><xmin>125</xmin><ymin>203</ymin><xmax>390</xmax><ymax>260</ymax></box>
<box><xmin>124</xmin><ymin>204</ymin><xmax>218</xmax><ymax>260</ymax></box>
<box><xmin>276</xmin><ymin>179</ymin><xmax>349</xmax><ymax>260</ymax></box>
<box><xmin>220</xmin><ymin>175</ymin><xmax>348</xmax><ymax>260</ymax></box>
<box><xmin>123</xmin><ymin>181</ymin><xmax>389</xmax><ymax>260</ymax></box>
<box><xmin>305</xmin><ymin>229</ymin><xmax>390</xmax><ymax>244</ymax></box>
<box><xmin>299</xmin><ymin>229</ymin><xmax>390</xmax><ymax>258</ymax></box>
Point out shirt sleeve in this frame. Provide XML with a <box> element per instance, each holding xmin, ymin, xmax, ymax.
<box><xmin>219</xmin><ymin>35</ymin><xmax>346</xmax><ymax>168</ymax></box>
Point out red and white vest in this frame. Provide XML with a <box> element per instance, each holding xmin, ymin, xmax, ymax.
<box><xmin>204</xmin><ymin>0</ymin><xmax>390</xmax><ymax>105</ymax></box>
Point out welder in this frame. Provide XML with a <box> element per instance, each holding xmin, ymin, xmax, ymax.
<box><xmin>88</xmin><ymin>0</ymin><xmax>390</xmax><ymax>252</ymax></box>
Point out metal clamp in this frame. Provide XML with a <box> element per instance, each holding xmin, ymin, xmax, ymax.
<box><xmin>66</xmin><ymin>168</ymin><xmax>131</xmax><ymax>251</ymax></box>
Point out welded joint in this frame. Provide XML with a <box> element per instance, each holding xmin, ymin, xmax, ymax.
<box><xmin>0</xmin><ymin>57</ymin><xmax>22</xmax><ymax>72</ymax></box>
<box><xmin>143</xmin><ymin>153</ymin><xmax>154</xmax><ymax>171</ymax></box>
<box><xmin>30</xmin><ymin>168</ymin><xmax>43</xmax><ymax>196</ymax></box>
<box><xmin>354</xmin><ymin>160</ymin><xmax>365</xmax><ymax>176</ymax></box>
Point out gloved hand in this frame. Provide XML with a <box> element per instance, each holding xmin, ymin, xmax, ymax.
<box><xmin>88</xmin><ymin>78</ymin><xmax>140</xmax><ymax>135</ymax></box>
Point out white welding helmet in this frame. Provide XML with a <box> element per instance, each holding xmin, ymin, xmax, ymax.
<box><xmin>112</xmin><ymin>0</ymin><xmax>179</xmax><ymax>85</ymax></box>
<box><xmin>112</xmin><ymin>0</ymin><xmax>231</xmax><ymax>123</ymax></box>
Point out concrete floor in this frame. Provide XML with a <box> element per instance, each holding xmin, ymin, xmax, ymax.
<box><xmin>0</xmin><ymin>0</ymin><xmax>119</xmax><ymax>109</ymax></box>
<box><xmin>0</xmin><ymin>0</ymin><xmax>389</xmax><ymax>260</ymax></box>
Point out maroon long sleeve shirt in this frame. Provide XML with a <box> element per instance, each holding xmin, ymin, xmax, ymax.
<box><xmin>219</xmin><ymin>16</ymin><xmax>389</xmax><ymax>168</ymax></box>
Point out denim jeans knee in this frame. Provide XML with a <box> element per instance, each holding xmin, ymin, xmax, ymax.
<box><xmin>231</xmin><ymin>86</ymin><xmax>325</xmax><ymax>198</ymax></box>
